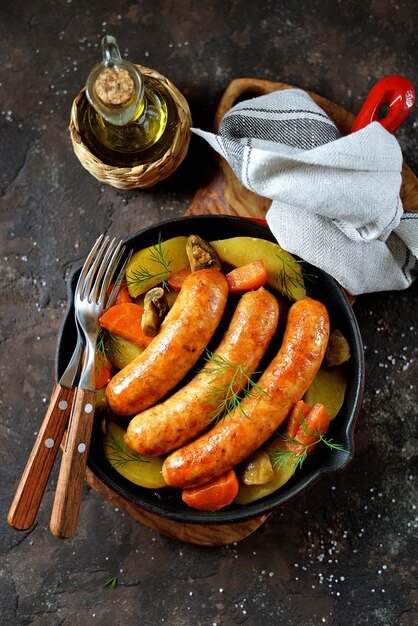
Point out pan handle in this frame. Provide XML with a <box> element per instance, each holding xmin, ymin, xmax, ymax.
<box><xmin>350</xmin><ymin>75</ymin><xmax>415</xmax><ymax>134</ymax></box>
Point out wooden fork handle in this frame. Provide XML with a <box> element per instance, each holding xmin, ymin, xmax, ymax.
<box><xmin>7</xmin><ymin>384</ymin><xmax>76</xmax><ymax>530</ymax></box>
<box><xmin>50</xmin><ymin>387</ymin><xmax>96</xmax><ymax>538</ymax></box>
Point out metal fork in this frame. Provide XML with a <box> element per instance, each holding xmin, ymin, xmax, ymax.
<box><xmin>49</xmin><ymin>236</ymin><xmax>130</xmax><ymax>538</ymax></box>
<box><xmin>7</xmin><ymin>235</ymin><xmax>110</xmax><ymax>531</ymax></box>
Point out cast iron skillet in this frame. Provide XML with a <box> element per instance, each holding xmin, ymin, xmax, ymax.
<box><xmin>56</xmin><ymin>215</ymin><xmax>365</xmax><ymax>525</ymax></box>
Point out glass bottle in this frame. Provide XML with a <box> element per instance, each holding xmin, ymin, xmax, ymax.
<box><xmin>79</xmin><ymin>35</ymin><xmax>179</xmax><ymax>167</ymax></box>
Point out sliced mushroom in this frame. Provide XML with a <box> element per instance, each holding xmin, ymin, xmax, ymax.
<box><xmin>241</xmin><ymin>450</ymin><xmax>275</xmax><ymax>485</ymax></box>
<box><xmin>186</xmin><ymin>235</ymin><xmax>222</xmax><ymax>272</ymax></box>
<box><xmin>141</xmin><ymin>287</ymin><xmax>169</xmax><ymax>337</ymax></box>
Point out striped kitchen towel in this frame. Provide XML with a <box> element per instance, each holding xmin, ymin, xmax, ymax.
<box><xmin>192</xmin><ymin>88</ymin><xmax>418</xmax><ymax>295</ymax></box>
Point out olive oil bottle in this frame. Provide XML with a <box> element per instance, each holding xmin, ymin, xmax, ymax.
<box><xmin>79</xmin><ymin>35</ymin><xmax>179</xmax><ymax>167</ymax></box>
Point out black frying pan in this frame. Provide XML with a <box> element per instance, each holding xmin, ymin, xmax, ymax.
<box><xmin>56</xmin><ymin>215</ymin><xmax>364</xmax><ymax>525</ymax></box>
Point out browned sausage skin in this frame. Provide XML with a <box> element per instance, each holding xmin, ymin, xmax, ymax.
<box><xmin>106</xmin><ymin>269</ymin><xmax>229</xmax><ymax>416</ymax></box>
<box><xmin>162</xmin><ymin>297</ymin><xmax>330</xmax><ymax>489</ymax></box>
<box><xmin>125</xmin><ymin>288</ymin><xmax>279</xmax><ymax>456</ymax></box>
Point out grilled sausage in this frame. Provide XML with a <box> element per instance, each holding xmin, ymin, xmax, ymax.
<box><xmin>162</xmin><ymin>297</ymin><xmax>330</xmax><ymax>488</ymax></box>
<box><xmin>125</xmin><ymin>288</ymin><xmax>279</xmax><ymax>455</ymax></box>
<box><xmin>106</xmin><ymin>269</ymin><xmax>229</xmax><ymax>415</ymax></box>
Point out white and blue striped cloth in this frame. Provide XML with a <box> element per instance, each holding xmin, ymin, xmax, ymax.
<box><xmin>192</xmin><ymin>88</ymin><xmax>418</xmax><ymax>295</ymax></box>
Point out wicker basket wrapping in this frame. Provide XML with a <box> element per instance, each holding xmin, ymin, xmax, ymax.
<box><xmin>69</xmin><ymin>66</ymin><xmax>192</xmax><ymax>189</ymax></box>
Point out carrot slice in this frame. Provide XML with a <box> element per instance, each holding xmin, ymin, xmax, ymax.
<box><xmin>99</xmin><ymin>303</ymin><xmax>154</xmax><ymax>349</ymax></box>
<box><xmin>166</xmin><ymin>267</ymin><xmax>192</xmax><ymax>292</ymax></box>
<box><xmin>181</xmin><ymin>469</ymin><xmax>239</xmax><ymax>511</ymax></box>
<box><xmin>286</xmin><ymin>402</ymin><xmax>330</xmax><ymax>457</ymax></box>
<box><xmin>286</xmin><ymin>400</ymin><xmax>312</xmax><ymax>440</ymax></box>
<box><xmin>225</xmin><ymin>259</ymin><xmax>267</xmax><ymax>293</ymax></box>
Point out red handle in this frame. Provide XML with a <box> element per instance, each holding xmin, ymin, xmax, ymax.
<box><xmin>350</xmin><ymin>75</ymin><xmax>415</xmax><ymax>134</ymax></box>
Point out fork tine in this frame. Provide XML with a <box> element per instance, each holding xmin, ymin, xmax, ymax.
<box><xmin>76</xmin><ymin>235</ymin><xmax>108</xmax><ymax>298</ymax></box>
<box><xmin>105</xmin><ymin>248</ymin><xmax>133</xmax><ymax>310</ymax></box>
<box><xmin>96</xmin><ymin>241</ymin><xmax>125</xmax><ymax>305</ymax></box>
<box><xmin>90</xmin><ymin>238</ymin><xmax>120</xmax><ymax>304</ymax></box>
<box><xmin>80</xmin><ymin>236</ymin><xmax>111</xmax><ymax>301</ymax></box>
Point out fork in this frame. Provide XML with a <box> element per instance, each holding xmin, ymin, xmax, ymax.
<box><xmin>49</xmin><ymin>236</ymin><xmax>130</xmax><ymax>538</ymax></box>
<box><xmin>7</xmin><ymin>235</ymin><xmax>108</xmax><ymax>531</ymax></box>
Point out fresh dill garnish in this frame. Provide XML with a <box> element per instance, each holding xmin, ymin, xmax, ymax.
<box><xmin>105</xmin><ymin>427</ymin><xmax>148</xmax><ymax>469</ymax></box>
<box><xmin>269</xmin><ymin>418</ymin><xmax>347</xmax><ymax>474</ymax></box>
<box><xmin>276</xmin><ymin>254</ymin><xmax>316</xmax><ymax>300</ymax></box>
<box><xmin>96</xmin><ymin>327</ymin><xmax>119</xmax><ymax>375</ymax></box>
<box><xmin>103</xmin><ymin>577</ymin><xmax>118</xmax><ymax>589</ymax></box>
<box><xmin>202</xmin><ymin>350</ymin><xmax>270</xmax><ymax>424</ymax></box>
<box><xmin>126</xmin><ymin>234</ymin><xmax>173</xmax><ymax>291</ymax></box>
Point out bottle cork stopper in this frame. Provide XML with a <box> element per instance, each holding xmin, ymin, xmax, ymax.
<box><xmin>94</xmin><ymin>67</ymin><xmax>134</xmax><ymax>106</ymax></box>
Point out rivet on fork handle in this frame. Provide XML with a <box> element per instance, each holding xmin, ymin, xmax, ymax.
<box><xmin>49</xmin><ymin>387</ymin><xmax>97</xmax><ymax>538</ymax></box>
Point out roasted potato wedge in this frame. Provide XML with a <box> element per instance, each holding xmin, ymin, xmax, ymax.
<box><xmin>126</xmin><ymin>236</ymin><xmax>189</xmax><ymax>298</ymax></box>
<box><xmin>103</xmin><ymin>421</ymin><xmax>167</xmax><ymax>489</ymax></box>
<box><xmin>304</xmin><ymin>366</ymin><xmax>348</xmax><ymax>419</ymax></box>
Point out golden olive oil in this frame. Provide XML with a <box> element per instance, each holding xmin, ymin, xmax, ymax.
<box><xmin>80</xmin><ymin>36</ymin><xmax>179</xmax><ymax>167</ymax></box>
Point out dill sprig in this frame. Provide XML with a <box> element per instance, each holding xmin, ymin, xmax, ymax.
<box><xmin>269</xmin><ymin>421</ymin><xmax>347</xmax><ymax>474</ymax></box>
<box><xmin>96</xmin><ymin>327</ymin><xmax>119</xmax><ymax>376</ymax></box>
<box><xmin>105</xmin><ymin>427</ymin><xmax>148</xmax><ymax>469</ymax></box>
<box><xmin>103</xmin><ymin>577</ymin><xmax>118</xmax><ymax>589</ymax></box>
<box><xmin>202</xmin><ymin>350</ymin><xmax>270</xmax><ymax>424</ymax></box>
<box><xmin>126</xmin><ymin>234</ymin><xmax>173</xmax><ymax>291</ymax></box>
<box><xmin>276</xmin><ymin>253</ymin><xmax>316</xmax><ymax>300</ymax></box>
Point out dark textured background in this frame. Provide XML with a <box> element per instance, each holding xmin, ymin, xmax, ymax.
<box><xmin>1</xmin><ymin>1</ymin><xmax>417</xmax><ymax>625</ymax></box>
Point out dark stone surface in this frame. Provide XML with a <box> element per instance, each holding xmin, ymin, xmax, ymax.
<box><xmin>1</xmin><ymin>1</ymin><xmax>417</xmax><ymax>625</ymax></box>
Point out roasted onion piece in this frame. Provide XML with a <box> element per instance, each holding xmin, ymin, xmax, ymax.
<box><xmin>241</xmin><ymin>450</ymin><xmax>275</xmax><ymax>485</ymax></box>
<box><xmin>324</xmin><ymin>329</ymin><xmax>351</xmax><ymax>368</ymax></box>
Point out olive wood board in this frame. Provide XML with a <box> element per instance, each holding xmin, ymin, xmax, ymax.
<box><xmin>85</xmin><ymin>78</ymin><xmax>418</xmax><ymax>546</ymax></box>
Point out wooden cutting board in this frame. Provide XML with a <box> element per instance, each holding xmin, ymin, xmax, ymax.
<box><xmin>86</xmin><ymin>78</ymin><xmax>418</xmax><ymax>546</ymax></box>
